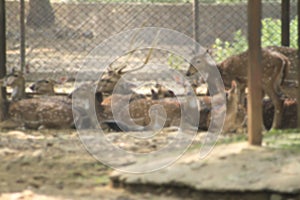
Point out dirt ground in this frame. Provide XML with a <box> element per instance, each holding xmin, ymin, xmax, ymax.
<box><xmin>0</xmin><ymin>129</ymin><xmax>300</xmax><ymax>200</ymax></box>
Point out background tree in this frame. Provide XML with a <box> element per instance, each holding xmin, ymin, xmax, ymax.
<box><xmin>26</xmin><ymin>0</ymin><xmax>55</xmax><ymax>28</ymax></box>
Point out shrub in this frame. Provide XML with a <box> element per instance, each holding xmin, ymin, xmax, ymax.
<box><xmin>212</xmin><ymin>17</ymin><xmax>298</xmax><ymax>63</ymax></box>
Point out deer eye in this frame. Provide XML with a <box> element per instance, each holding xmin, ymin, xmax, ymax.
<box><xmin>44</xmin><ymin>80</ymin><xmax>49</xmax><ymax>83</ymax></box>
<box><xmin>13</xmin><ymin>74</ymin><xmax>18</xmax><ymax>77</ymax></box>
<box><xmin>196</xmin><ymin>60</ymin><xmax>201</xmax><ymax>64</ymax></box>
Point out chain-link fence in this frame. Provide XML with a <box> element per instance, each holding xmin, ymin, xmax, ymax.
<box><xmin>4</xmin><ymin>0</ymin><xmax>298</xmax><ymax>92</ymax></box>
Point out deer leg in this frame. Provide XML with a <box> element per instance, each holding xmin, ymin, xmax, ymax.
<box><xmin>272</xmin><ymin>61</ymin><xmax>286</xmax><ymax>99</ymax></box>
<box><xmin>264</xmin><ymin>88</ymin><xmax>283</xmax><ymax>129</ymax></box>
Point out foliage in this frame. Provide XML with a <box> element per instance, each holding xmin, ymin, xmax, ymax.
<box><xmin>212</xmin><ymin>30</ymin><xmax>248</xmax><ymax>63</ymax></box>
<box><xmin>212</xmin><ymin>17</ymin><xmax>298</xmax><ymax>63</ymax></box>
<box><xmin>167</xmin><ymin>53</ymin><xmax>185</xmax><ymax>70</ymax></box>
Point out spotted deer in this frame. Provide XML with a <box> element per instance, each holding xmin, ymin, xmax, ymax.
<box><xmin>0</xmin><ymin>72</ymin><xmax>85</xmax><ymax>129</ymax></box>
<box><xmin>150</xmin><ymin>83</ymin><xmax>176</xmax><ymax>100</ymax></box>
<box><xmin>99</xmin><ymin>93</ymin><xmax>182</xmax><ymax>131</ymax></box>
<box><xmin>266</xmin><ymin>46</ymin><xmax>298</xmax><ymax>98</ymax></box>
<box><xmin>97</xmin><ymin>30</ymin><xmax>159</xmax><ymax>96</ymax></box>
<box><xmin>3</xmin><ymin>69</ymin><xmax>26</xmax><ymax>101</ymax></box>
<box><xmin>97</xmin><ymin>65</ymin><xmax>138</xmax><ymax>95</ymax></box>
<box><xmin>29</xmin><ymin>79</ymin><xmax>56</xmax><ymax>95</ymax></box>
<box><xmin>100</xmin><ymin>80</ymin><xmax>245</xmax><ymax>133</ymax></box>
<box><xmin>222</xmin><ymin>80</ymin><xmax>247</xmax><ymax>133</ymax></box>
<box><xmin>263</xmin><ymin>98</ymin><xmax>297</xmax><ymax>130</ymax></box>
<box><xmin>186</xmin><ymin>48</ymin><xmax>290</xmax><ymax>129</ymax></box>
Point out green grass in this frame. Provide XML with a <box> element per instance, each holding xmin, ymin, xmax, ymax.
<box><xmin>263</xmin><ymin>129</ymin><xmax>300</xmax><ymax>150</ymax></box>
<box><xmin>94</xmin><ymin>175</ymin><xmax>110</xmax><ymax>185</ymax></box>
<box><xmin>189</xmin><ymin>129</ymin><xmax>300</xmax><ymax>151</ymax></box>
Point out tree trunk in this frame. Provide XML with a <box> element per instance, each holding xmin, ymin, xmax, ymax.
<box><xmin>26</xmin><ymin>0</ymin><xmax>55</xmax><ymax>28</ymax></box>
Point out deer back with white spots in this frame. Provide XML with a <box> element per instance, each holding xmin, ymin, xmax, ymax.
<box><xmin>0</xmin><ymin>73</ymin><xmax>78</xmax><ymax>129</ymax></box>
<box><xmin>187</xmin><ymin>48</ymin><xmax>290</xmax><ymax>129</ymax></box>
<box><xmin>266</xmin><ymin>46</ymin><xmax>298</xmax><ymax>98</ymax></box>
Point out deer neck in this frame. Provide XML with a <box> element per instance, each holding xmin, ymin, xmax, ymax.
<box><xmin>45</xmin><ymin>88</ymin><xmax>55</xmax><ymax>96</ymax></box>
<box><xmin>11</xmin><ymin>82</ymin><xmax>26</xmax><ymax>101</ymax></box>
<box><xmin>224</xmin><ymin>96</ymin><xmax>239</xmax><ymax>126</ymax></box>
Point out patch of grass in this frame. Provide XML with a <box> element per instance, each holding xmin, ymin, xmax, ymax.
<box><xmin>94</xmin><ymin>175</ymin><xmax>110</xmax><ymax>185</ymax></box>
<box><xmin>265</xmin><ymin>129</ymin><xmax>300</xmax><ymax>136</ymax></box>
<box><xmin>217</xmin><ymin>134</ymin><xmax>247</xmax><ymax>145</ymax></box>
<box><xmin>263</xmin><ymin>130</ymin><xmax>300</xmax><ymax>150</ymax></box>
<box><xmin>189</xmin><ymin>129</ymin><xmax>300</xmax><ymax>151</ymax></box>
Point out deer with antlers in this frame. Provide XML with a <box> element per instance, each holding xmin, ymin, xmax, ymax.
<box><xmin>97</xmin><ymin>30</ymin><xmax>159</xmax><ymax>96</ymax></box>
<box><xmin>100</xmin><ymin>80</ymin><xmax>245</xmax><ymax>133</ymax></box>
<box><xmin>186</xmin><ymin>48</ymin><xmax>290</xmax><ymax>130</ymax></box>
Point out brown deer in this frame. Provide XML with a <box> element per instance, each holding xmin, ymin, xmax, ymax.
<box><xmin>263</xmin><ymin>98</ymin><xmax>297</xmax><ymax>130</ymax></box>
<box><xmin>97</xmin><ymin>29</ymin><xmax>159</xmax><ymax>96</ymax></box>
<box><xmin>222</xmin><ymin>80</ymin><xmax>247</xmax><ymax>133</ymax></box>
<box><xmin>97</xmin><ymin>65</ymin><xmax>138</xmax><ymax>95</ymax></box>
<box><xmin>266</xmin><ymin>46</ymin><xmax>298</xmax><ymax>98</ymax></box>
<box><xmin>99</xmin><ymin>95</ymin><xmax>181</xmax><ymax>132</ymax></box>
<box><xmin>3</xmin><ymin>69</ymin><xmax>26</xmax><ymax>101</ymax></box>
<box><xmin>0</xmin><ymin>72</ymin><xmax>86</xmax><ymax>129</ymax></box>
<box><xmin>100</xmin><ymin>80</ymin><xmax>245</xmax><ymax>133</ymax></box>
<box><xmin>186</xmin><ymin>48</ymin><xmax>290</xmax><ymax>129</ymax></box>
<box><xmin>29</xmin><ymin>79</ymin><xmax>56</xmax><ymax>95</ymax></box>
<box><xmin>150</xmin><ymin>83</ymin><xmax>176</xmax><ymax>100</ymax></box>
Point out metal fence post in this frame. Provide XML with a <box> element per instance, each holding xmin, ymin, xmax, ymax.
<box><xmin>281</xmin><ymin>0</ymin><xmax>290</xmax><ymax>47</ymax></box>
<box><xmin>248</xmin><ymin>0</ymin><xmax>263</xmax><ymax>145</ymax></box>
<box><xmin>193</xmin><ymin>0</ymin><xmax>200</xmax><ymax>52</ymax></box>
<box><xmin>0</xmin><ymin>0</ymin><xmax>7</xmax><ymax>121</ymax></box>
<box><xmin>20</xmin><ymin>0</ymin><xmax>26</xmax><ymax>72</ymax></box>
<box><xmin>298</xmin><ymin>0</ymin><xmax>300</xmax><ymax>128</ymax></box>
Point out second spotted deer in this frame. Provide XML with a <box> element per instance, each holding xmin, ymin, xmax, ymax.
<box><xmin>0</xmin><ymin>72</ymin><xmax>82</xmax><ymax>129</ymax></box>
<box><xmin>186</xmin><ymin>48</ymin><xmax>290</xmax><ymax>129</ymax></box>
<box><xmin>100</xmin><ymin>80</ymin><xmax>245</xmax><ymax>133</ymax></box>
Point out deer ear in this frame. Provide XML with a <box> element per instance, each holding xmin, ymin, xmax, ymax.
<box><xmin>57</xmin><ymin>76</ymin><xmax>68</xmax><ymax>84</ymax></box>
<box><xmin>206</xmin><ymin>49</ymin><xmax>213</xmax><ymax>55</ymax></box>
<box><xmin>95</xmin><ymin>92</ymin><xmax>103</xmax><ymax>103</ymax></box>
<box><xmin>167</xmin><ymin>90</ymin><xmax>175</xmax><ymax>97</ymax></box>
<box><xmin>231</xmin><ymin>80</ymin><xmax>237</xmax><ymax>91</ymax></box>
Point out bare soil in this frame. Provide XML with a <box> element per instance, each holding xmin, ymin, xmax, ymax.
<box><xmin>0</xmin><ymin>129</ymin><xmax>300</xmax><ymax>200</ymax></box>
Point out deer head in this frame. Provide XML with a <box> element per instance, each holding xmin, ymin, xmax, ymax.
<box><xmin>3</xmin><ymin>69</ymin><xmax>26</xmax><ymax>101</ymax></box>
<box><xmin>151</xmin><ymin>83</ymin><xmax>176</xmax><ymax>100</ymax></box>
<box><xmin>29</xmin><ymin>79</ymin><xmax>56</xmax><ymax>95</ymax></box>
<box><xmin>186</xmin><ymin>49</ymin><xmax>214</xmax><ymax>77</ymax></box>
<box><xmin>97</xmin><ymin>30</ymin><xmax>160</xmax><ymax>95</ymax></box>
<box><xmin>222</xmin><ymin>80</ymin><xmax>246</xmax><ymax>133</ymax></box>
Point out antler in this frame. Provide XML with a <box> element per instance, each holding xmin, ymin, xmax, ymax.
<box><xmin>122</xmin><ymin>30</ymin><xmax>160</xmax><ymax>74</ymax></box>
<box><xmin>110</xmin><ymin>29</ymin><xmax>160</xmax><ymax>75</ymax></box>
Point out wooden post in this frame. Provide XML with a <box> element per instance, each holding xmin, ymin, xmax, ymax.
<box><xmin>281</xmin><ymin>0</ymin><xmax>290</xmax><ymax>47</ymax></box>
<box><xmin>247</xmin><ymin>0</ymin><xmax>263</xmax><ymax>145</ymax></box>
<box><xmin>0</xmin><ymin>0</ymin><xmax>7</xmax><ymax>121</ymax></box>
<box><xmin>298</xmin><ymin>0</ymin><xmax>300</xmax><ymax>128</ymax></box>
